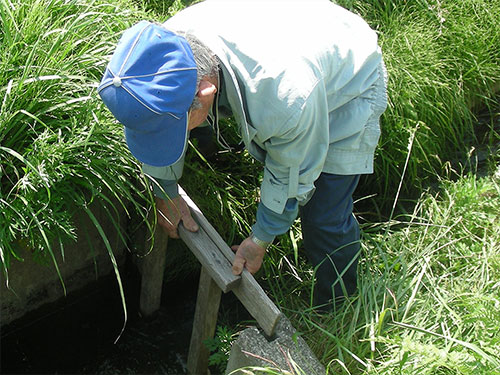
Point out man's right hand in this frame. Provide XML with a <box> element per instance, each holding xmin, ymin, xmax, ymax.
<box><xmin>155</xmin><ymin>196</ymin><xmax>199</xmax><ymax>238</ymax></box>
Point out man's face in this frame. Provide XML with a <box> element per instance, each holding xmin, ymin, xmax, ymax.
<box><xmin>188</xmin><ymin>78</ymin><xmax>218</xmax><ymax>130</ymax></box>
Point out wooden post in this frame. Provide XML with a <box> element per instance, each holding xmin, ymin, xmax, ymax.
<box><xmin>138</xmin><ymin>221</ymin><xmax>168</xmax><ymax>318</ymax></box>
<box><xmin>187</xmin><ymin>266</ymin><xmax>222</xmax><ymax>375</ymax></box>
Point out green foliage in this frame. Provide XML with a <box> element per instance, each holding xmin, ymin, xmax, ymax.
<box><xmin>1</xmin><ymin>1</ymin><xmax>499</xmax><ymax>374</ymax></box>
<box><xmin>335</xmin><ymin>0</ymin><xmax>500</xmax><ymax>205</ymax></box>
<box><xmin>0</xmin><ymin>0</ymin><xmax>155</xmax><ymax>283</ymax></box>
<box><xmin>205</xmin><ymin>325</ymin><xmax>238</xmax><ymax>374</ymax></box>
<box><xmin>137</xmin><ymin>0</ymin><xmax>198</xmax><ymax>17</ymax></box>
<box><xmin>265</xmin><ymin>171</ymin><xmax>500</xmax><ymax>375</ymax></box>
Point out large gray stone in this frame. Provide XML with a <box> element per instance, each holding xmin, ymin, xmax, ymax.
<box><xmin>225</xmin><ymin>316</ymin><xmax>325</xmax><ymax>375</ymax></box>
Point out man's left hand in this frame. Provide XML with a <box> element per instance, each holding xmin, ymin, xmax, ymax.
<box><xmin>231</xmin><ymin>237</ymin><xmax>266</xmax><ymax>275</ymax></box>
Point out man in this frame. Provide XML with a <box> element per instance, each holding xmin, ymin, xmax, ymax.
<box><xmin>98</xmin><ymin>0</ymin><xmax>387</xmax><ymax>310</ymax></box>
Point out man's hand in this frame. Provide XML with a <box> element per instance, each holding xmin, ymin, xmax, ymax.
<box><xmin>231</xmin><ymin>237</ymin><xmax>266</xmax><ymax>275</ymax></box>
<box><xmin>155</xmin><ymin>196</ymin><xmax>199</xmax><ymax>238</ymax></box>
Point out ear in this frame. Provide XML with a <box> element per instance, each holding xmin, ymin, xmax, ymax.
<box><xmin>197</xmin><ymin>79</ymin><xmax>217</xmax><ymax>97</ymax></box>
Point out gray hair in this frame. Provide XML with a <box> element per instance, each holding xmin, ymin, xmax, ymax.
<box><xmin>176</xmin><ymin>31</ymin><xmax>219</xmax><ymax>111</ymax></box>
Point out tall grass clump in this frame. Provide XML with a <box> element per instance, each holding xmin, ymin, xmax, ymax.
<box><xmin>137</xmin><ymin>0</ymin><xmax>195</xmax><ymax>15</ymax></box>
<box><xmin>335</xmin><ymin>0</ymin><xmax>500</xmax><ymax>205</ymax></box>
<box><xmin>0</xmin><ymin>0</ymin><xmax>156</xmax><ymax>287</ymax></box>
<box><xmin>258</xmin><ymin>171</ymin><xmax>499</xmax><ymax>374</ymax></box>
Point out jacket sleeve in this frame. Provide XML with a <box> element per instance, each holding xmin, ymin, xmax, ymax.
<box><xmin>252</xmin><ymin>198</ymin><xmax>298</xmax><ymax>243</ymax></box>
<box><xmin>142</xmin><ymin>154</ymin><xmax>185</xmax><ymax>200</ymax></box>
<box><xmin>259</xmin><ymin>83</ymin><xmax>329</xmax><ymax>216</ymax></box>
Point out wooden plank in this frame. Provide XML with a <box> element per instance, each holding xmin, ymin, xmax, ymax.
<box><xmin>179</xmin><ymin>187</ymin><xmax>237</xmax><ymax>264</ymax></box>
<box><xmin>187</xmin><ymin>266</ymin><xmax>222</xmax><ymax>375</ymax></box>
<box><xmin>178</xmin><ymin>223</ymin><xmax>240</xmax><ymax>293</ymax></box>
<box><xmin>138</xmin><ymin>221</ymin><xmax>168</xmax><ymax>317</ymax></box>
<box><xmin>179</xmin><ymin>187</ymin><xmax>282</xmax><ymax>337</ymax></box>
<box><xmin>231</xmin><ymin>270</ymin><xmax>282</xmax><ymax>338</ymax></box>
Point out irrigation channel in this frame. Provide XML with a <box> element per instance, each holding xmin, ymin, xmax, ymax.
<box><xmin>1</xmin><ymin>255</ymin><xmax>250</xmax><ymax>375</ymax></box>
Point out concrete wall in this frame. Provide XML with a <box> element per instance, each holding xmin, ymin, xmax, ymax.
<box><xmin>0</xmin><ymin>201</ymin><xmax>128</xmax><ymax>326</ymax></box>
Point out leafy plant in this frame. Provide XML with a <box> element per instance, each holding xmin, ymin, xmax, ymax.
<box><xmin>205</xmin><ymin>325</ymin><xmax>239</xmax><ymax>374</ymax></box>
<box><xmin>0</xmin><ymin>0</ymin><xmax>157</xmax><ymax>311</ymax></box>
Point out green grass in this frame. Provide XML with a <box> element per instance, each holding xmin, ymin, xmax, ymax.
<box><xmin>0</xmin><ymin>0</ymin><xmax>157</xmax><ymax>287</ymax></box>
<box><xmin>185</xmin><ymin>1</ymin><xmax>500</xmax><ymax>372</ymax></box>
<box><xmin>1</xmin><ymin>0</ymin><xmax>499</xmax><ymax>374</ymax></box>
<box><xmin>337</xmin><ymin>0</ymin><xmax>500</xmax><ymax>206</ymax></box>
<box><xmin>251</xmin><ymin>170</ymin><xmax>499</xmax><ymax>375</ymax></box>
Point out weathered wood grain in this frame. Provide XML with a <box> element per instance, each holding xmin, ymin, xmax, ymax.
<box><xmin>178</xmin><ymin>223</ymin><xmax>240</xmax><ymax>293</ymax></box>
<box><xmin>138</xmin><ymin>221</ymin><xmax>168</xmax><ymax>317</ymax></box>
<box><xmin>179</xmin><ymin>187</ymin><xmax>282</xmax><ymax>337</ymax></box>
<box><xmin>187</xmin><ymin>267</ymin><xmax>222</xmax><ymax>375</ymax></box>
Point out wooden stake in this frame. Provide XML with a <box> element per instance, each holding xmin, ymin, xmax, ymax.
<box><xmin>138</xmin><ymin>221</ymin><xmax>168</xmax><ymax>318</ymax></box>
<box><xmin>187</xmin><ymin>266</ymin><xmax>222</xmax><ymax>375</ymax></box>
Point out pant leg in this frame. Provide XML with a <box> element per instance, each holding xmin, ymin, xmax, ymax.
<box><xmin>299</xmin><ymin>173</ymin><xmax>361</xmax><ymax>307</ymax></box>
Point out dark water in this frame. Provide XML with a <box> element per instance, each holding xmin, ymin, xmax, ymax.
<box><xmin>1</xmin><ymin>259</ymin><xmax>200</xmax><ymax>375</ymax></box>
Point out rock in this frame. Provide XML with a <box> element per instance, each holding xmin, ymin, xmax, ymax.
<box><xmin>225</xmin><ymin>316</ymin><xmax>325</xmax><ymax>375</ymax></box>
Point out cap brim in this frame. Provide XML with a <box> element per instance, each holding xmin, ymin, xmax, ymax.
<box><xmin>124</xmin><ymin>112</ymin><xmax>188</xmax><ymax>167</ymax></box>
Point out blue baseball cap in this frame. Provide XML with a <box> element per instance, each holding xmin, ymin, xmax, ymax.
<box><xmin>98</xmin><ymin>21</ymin><xmax>197</xmax><ymax>167</ymax></box>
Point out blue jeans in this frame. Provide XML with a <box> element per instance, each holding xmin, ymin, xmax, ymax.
<box><xmin>299</xmin><ymin>173</ymin><xmax>361</xmax><ymax>308</ymax></box>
